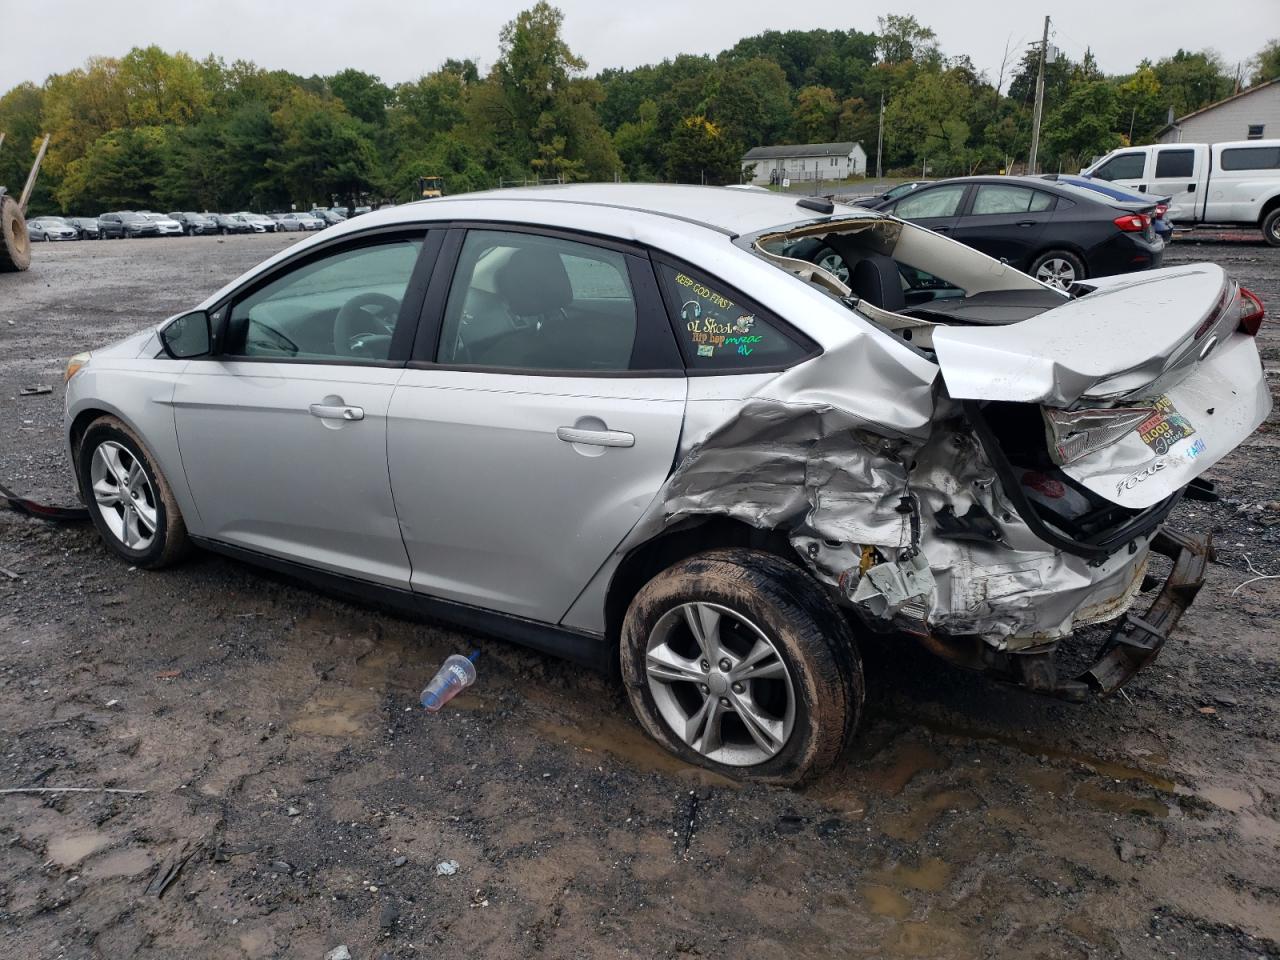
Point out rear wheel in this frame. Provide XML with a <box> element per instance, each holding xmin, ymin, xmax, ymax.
<box><xmin>620</xmin><ymin>549</ymin><xmax>863</xmax><ymax>785</ymax></box>
<box><xmin>0</xmin><ymin>197</ymin><xmax>32</xmax><ymax>272</ymax></box>
<box><xmin>1030</xmin><ymin>249</ymin><xmax>1086</xmax><ymax>289</ymax></box>
<box><xmin>77</xmin><ymin>416</ymin><xmax>190</xmax><ymax>569</ymax></box>
<box><xmin>1263</xmin><ymin>208</ymin><xmax>1280</xmax><ymax>248</ymax></box>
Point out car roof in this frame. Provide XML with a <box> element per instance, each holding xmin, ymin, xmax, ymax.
<box><xmin>385</xmin><ymin>183</ymin><xmax>879</xmax><ymax>237</ymax></box>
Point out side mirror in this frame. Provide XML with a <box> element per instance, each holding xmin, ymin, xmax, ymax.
<box><xmin>160</xmin><ymin>310</ymin><xmax>212</xmax><ymax>359</ymax></box>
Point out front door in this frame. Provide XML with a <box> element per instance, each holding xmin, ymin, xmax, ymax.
<box><xmin>890</xmin><ymin>183</ymin><xmax>969</xmax><ymax>238</ymax></box>
<box><xmin>387</xmin><ymin>228</ymin><xmax>687</xmax><ymax>623</ymax></box>
<box><xmin>172</xmin><ymin>232</ymin><xmax>434</xmax><ymax>587</ymax></box>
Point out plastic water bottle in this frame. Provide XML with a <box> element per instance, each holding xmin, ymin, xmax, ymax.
<box><xmin>420</xmin><ymin>651</ymin><xmax>479</xmax><ymax>712</ymax></box>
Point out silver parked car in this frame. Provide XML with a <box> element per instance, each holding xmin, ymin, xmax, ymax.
<box><xmin>62</xmin><ymin>185</ymin><xmax>1271</xmax><ymax>783</ymax></box>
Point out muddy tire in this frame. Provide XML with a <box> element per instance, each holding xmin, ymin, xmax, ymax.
<box><xmin>1263</xmin><ymin>208</ymin><xmax>1280</xmax><ymax>248</ymax></box>
<box><xmin>620</xmin><ymin>549</ymin><xmax>863</xmax><ymax>786</ymax></box>
<box><xmin>76</xmin><ymin>416</ymin><xmax>191</xmax><ymax>569</ymax></box>
<box><xmin>0</xmin><ymin>195</ymin><xmax>32</xmax><ymax>272</ymax></box>
<box><xmin>1029</xmin><ymin>249</ymin><xmax>1086</xmax><ymax>289</ymax></box>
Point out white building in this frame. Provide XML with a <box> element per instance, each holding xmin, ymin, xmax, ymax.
<box><xmin>741</xmin><ymin>142</ymin><xmax>867</xmax><ymax>185</ymax></box>
<box><xmin>1155</xmin><ymin>79</ymin><xmax>1280</xmax><ymax>144</ymax></box>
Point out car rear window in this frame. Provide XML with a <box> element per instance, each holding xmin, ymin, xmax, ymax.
<box><xmin>1219</xmin><ymin>146</ymin><xmax>1280</xmax><ymax>171</ymax></box>
<box><xmin>655</xmin><ymin>262</ymin><xmax>814</xmax><ymax>372</ymax></box>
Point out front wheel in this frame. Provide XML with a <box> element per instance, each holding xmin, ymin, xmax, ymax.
<box><xmin>1029</xmin><ymin>249</ymin><xmax>1086</xmax><ymax>289</ymax></box>
<box><xmin>1262</xmin><ymin>208</ymin><xmax>1280</xmax><ymax>248</ymax></box>
<box><xmin>620</xmin><ymin>549</ymin><xmax>863</xmax><ymax>785</ymax></box>
<box><xmin>77</xmin><ymin>416</ymin><xmax>190</xmax><ymax>568</ymax></box>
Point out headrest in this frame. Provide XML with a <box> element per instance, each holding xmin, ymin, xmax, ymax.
<box><xmin>495</xmin><ymin>246</ymin><xmax>572</xmax><ymax>316</ymax></box>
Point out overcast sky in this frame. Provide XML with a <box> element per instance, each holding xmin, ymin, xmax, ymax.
<box><xmin>3</xmin><ymin>0</ymin><xmax>1275</xmax><ymax>95</ymax></box>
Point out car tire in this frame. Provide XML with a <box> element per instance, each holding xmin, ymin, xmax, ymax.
<box><xmin>0</xmin><ymin>196</ymin><xmax>32</xmax><ymax>271</ymax></box>
<box><xmin>620</xmin><ymin>548</ymin><xmax>863</xmax><ymax>786</ymax></box>
<box><xmin>1029</xmin><ymin>249</ymin><xmax>1086</xmax><ymax>289</ymax></box>
<box><xmin>1263</xmin><ymin>208</ymin><xmax>1280</xmax><ymax>248</ymax></box>
<box><xmin>77</xmin><ymin>416</ymin><xmax>191</xmax><ymax>569</ymax></box>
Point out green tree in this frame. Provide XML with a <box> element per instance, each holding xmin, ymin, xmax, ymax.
<box><xmin>56</xmin><ymin>126</ymin><xmax>168</xmax><ymax>211</ymax></box>
<box><xmin>329</xmin><ymin>69</ymin><xmax>391</xmax><ymax>126</ymax></box>
<box><xmin>1249</xmin><ymin>39</ymin><xmax>1280</xmax><ymax>85</ymax></box>
<box><xmin>708</xmin><ymin>57</ymin><xmax>791</xmax><ymax>147</ymax></box>
<box><xmin>1043</xmin><ymin>80</ymin><xmax>1123</xmax><ymax>170</ymax></box>
<box><xmin>876</xmin><ymin>14</ymin><xmax>939</xmax><ymax>66</ymax></box>
<box><xmin>270</xmin><ymin>91</ymin><xmax>376</xmax><ymax>208</ymax></box>
<box><xmin>1153</xmin><ymin>50</ymin><xmax>1232</xmax><ymax>117</ymax></box>
<box><xmin>665</xmin><ymin>115</ymin><xmax>740</xmax><ymax>184</ymax></box>
<box><xmin>792</xmin><ymin>85</ymin><xmax>840</xmax><ymax>142</ymax></box>
<box><xmin>118</xmin><ymin>46</ymin><xmax>209</xmax><ymax>126</ymax></box>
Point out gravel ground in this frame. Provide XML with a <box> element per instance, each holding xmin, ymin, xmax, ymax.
<box><xmin>1</xmin><ymin>233</ymin><xmax>1278</xmax><ymax>960</ymax></box>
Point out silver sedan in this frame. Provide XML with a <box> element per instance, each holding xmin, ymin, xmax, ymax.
<box><xmin>62</xmin><ymin>185</ymin><xmax>1271</xmax><ymax>783</ymax></box>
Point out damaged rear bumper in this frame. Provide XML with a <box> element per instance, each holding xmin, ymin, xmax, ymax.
<box><xmin>919</xmin><ymin>526</ymin><xmax>1212</xmax><ymax>702</ymax></box>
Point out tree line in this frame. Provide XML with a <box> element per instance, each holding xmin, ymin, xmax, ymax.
<box><xmin>1</xmin><ymin>3</ymin><xmax>1276</xmax><ymax>216</ymax></box>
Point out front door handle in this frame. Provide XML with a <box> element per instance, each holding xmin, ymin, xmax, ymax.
<box><xmin>1016</xmin><ymin>219</ymin><xmax>1036</xmax><ymax>226</ymax></box>
<box><xmin>556</xmin><ymin>426</ymin><xmax>634</xmax><ymax>448</ymax></box>
<box><xmin>1138</xmin><ymin>184</ymin><xmax>1147</xmax><ymax>192</ymax></box>
<box><xmin>310</xmin><ymin>402</ymin><xmax>364</xmax><ymax>421</ymax></box>
<box><xmin>933</xmin><ymin>225</ymin><xmax>951</xmax><ymax>233</ymax></box>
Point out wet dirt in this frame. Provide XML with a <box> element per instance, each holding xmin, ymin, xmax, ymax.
<box><xmin>1</xmin><ymin>234</ymin><xmax>1279</xmax><ymax>958</ymax></box>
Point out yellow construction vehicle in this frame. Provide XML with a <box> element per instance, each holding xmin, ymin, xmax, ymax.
<box><xmin>416</xmin><ymin>176</ymin><xmax>445</xmax><ymax>200</ymax></box>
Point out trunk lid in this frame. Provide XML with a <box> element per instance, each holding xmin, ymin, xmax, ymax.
<box><xmin>932</xmin><ymin>264</ymin><xmax>1229</xmax><ymax>406</ymax></box>
<box><xmin>935</xmin><ymin>263</ymin><xmax>1271</xmax><ymax>509</ymax></box>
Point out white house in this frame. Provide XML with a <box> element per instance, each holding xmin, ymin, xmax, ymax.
<box><xmin>1155</xmin><ymin>79</ymin><xmax>1280</xmax><ymax>144</ymax></box>
<box><xmin>741</xmin><ymin>142</ymin><xmax>867</xmax><ymax>185</ymax></box>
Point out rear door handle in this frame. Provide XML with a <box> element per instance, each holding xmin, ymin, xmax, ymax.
<box><xmin>1187</xmin><ymin>183</ymin><xmax>1196</xmax><ymax>192</ymax></box>
<box><xmin>933</xmin><ymin>225</ymin><xmax>951</xmax><ymax>233</ymax></box>
<box><xmin>556</xmin><ymin>426</ymin><xmax>634</xmax><ymax>448</ymax></box>
<box><xmin>1016</xmin><ymin>219</ymin><xmax>1036</xmax><ymax>226</ymax></box>
<box><xmin>310</xmin><ymin>403</ymin><xmax>364</xmax><ymax>421</ymax></box>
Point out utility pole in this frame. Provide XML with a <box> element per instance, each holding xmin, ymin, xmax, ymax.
<box><xmin>1027</xmin><ymin>15</ymin><xmax>1050</xmax><ymax>174</ymax></box>
<box><xmin>875</xmin><ymin>92</ymin><xmax>884</xmax><ymax>181</ymax></box>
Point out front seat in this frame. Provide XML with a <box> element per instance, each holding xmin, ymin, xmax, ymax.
<box><xmin>849</xmin><ymin>255</ymin><xmax>906</xmax><ymax>311</ymax></box>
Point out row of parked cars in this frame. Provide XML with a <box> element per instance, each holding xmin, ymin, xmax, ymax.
<box><xmin>26</xmin><ymin>208</ymin><xmax>356</xmax><ymax>242</ymax></box>
<box><xmin>821</xmin><ymin>137</ymin><xmax>1280</xmax><ymax>289</ymax></box>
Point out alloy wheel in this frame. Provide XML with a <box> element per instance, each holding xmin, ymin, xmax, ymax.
<box><xmin>817</xmin><ymin>250</ymin><xmax>849</xmax><ymax>284</ymax></box>
<box><xmin>1035</xmin><ymin>257</ymin><xmax>1077</xmax><ymax>289</ymax></box>
<box><xmin>89</xmin><ymin>440</ymin><xmax>158</xmax><ymax>550</ymax></box>
<box><xmin>644</xmin><ymin>602</ymin><xmax>796</xmax><ymax>766</ymax></box>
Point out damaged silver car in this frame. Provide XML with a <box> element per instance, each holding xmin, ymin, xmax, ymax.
<box><xmin>63</xmin><ymin>184</ymin><xmax>1271</xmax><ymax>784</ymax></box>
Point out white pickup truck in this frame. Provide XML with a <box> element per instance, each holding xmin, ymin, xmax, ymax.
<box><xmin>1082</xmin><ymin>140</ymin><xmax>1280</xmax><ymax>246</ymax></box>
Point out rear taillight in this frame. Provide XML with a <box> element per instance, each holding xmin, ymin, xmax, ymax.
<box><xmin>1043</xmin><ymin>406</ymin><xmax>1158</xmax><ymax>466</ymax></box>
<box><xmin>1113</xmin><ymin>213</ymin><xmax>1151</xmax><ymax>233</ymax></box>
<box><xmin>1235</xmin><ymin>286</ymin><xmax>1265</xmax><ymax>336</ymax></box>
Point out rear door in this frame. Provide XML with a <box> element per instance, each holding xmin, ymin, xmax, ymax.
<box><xmin>171</xmin><ymin>229</ymin><xmax>437</xmax><ymax>587</ymax></box>
<box><xmin>888</xmin><ymin>183</ymin><xmax>969</xmax><ymax>237</ymax></box>
<box><xmin>1147</xmin><ymin>146</ymin><xmax>1199</xmax><ymax>220</ymax></box>
<box><xmin>387</xmin><ymin>227</ymin><xmax>687</xmax><ymax>622</ymax></box>
<box><xmin>947</xmin><ymin>183</ymin><xmax>1055</xmax><ymax>268</ymax></box>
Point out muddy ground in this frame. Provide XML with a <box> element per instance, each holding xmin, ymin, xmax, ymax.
<box><xmin>1</xmin><ymin>232</ymin><xmax>1278</xmax><ymax>960</ymax></box>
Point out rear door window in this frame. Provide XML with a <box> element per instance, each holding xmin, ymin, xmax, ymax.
<box><xmin>969</xmin><ymin>185</ymin><xmax>1056</xmax><ymax>215</ymax></box>
<box><xmin>436</xmin><ymin>231</ymin><xmax>639</xmax><ymax>372</ymax></box>
<box><xmin>1154</xmin><ymin>149</ymin><xmax>1195</xmax><ymax>178</ymax></box>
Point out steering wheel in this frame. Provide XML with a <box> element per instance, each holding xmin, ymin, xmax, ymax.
<box><xmin>334</xmin><ymin>292</ymin><xmax>401</xmax><ymax>358</ymax></box>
